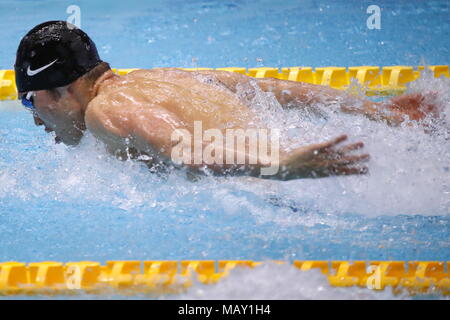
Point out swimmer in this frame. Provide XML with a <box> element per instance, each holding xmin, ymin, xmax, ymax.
<box><xmin>14</xmin><ymin>21</ymin><xmax>440</xmax><ymax>180</ymax></box>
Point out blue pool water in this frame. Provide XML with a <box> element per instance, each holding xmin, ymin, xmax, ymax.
<box><xmin>0</xmin><ymin>0</ymin><xmax>449</xmax><ymax>299</ymax></box>
<box><xmin>1</xmin><ymin>0</ymin><xmax>449</xmax><ymax>69</ymax></box>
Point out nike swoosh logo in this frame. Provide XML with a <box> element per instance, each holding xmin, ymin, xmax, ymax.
<box><xmin>27</xmin><ymin>59</ymin><xmax>58</xmax><ymax>76</ymax></box>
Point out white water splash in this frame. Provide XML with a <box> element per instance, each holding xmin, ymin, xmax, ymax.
<box><xmin>0</xmin><ymin>74</ymin><xmax>449</xmax><ymax>220</ymax></box>
<box><xmin>172</xmin><ymin>262</ymin><xmax>408</xmax><ymax>300</ymax></box>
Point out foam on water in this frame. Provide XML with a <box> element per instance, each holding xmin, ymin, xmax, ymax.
<box><xmin>242</xmin><ymin>71</ymin><xmax>450</xmax><ymax>218</ymax></box>
<box><xmin>1</xmin><ymin>73</ymin><xmax>449</xmax><ymax>218</ymax></box>
<box><xmin>172</xmin><ymin>262</ymin><xmax>408</xmax><ymax>300</ymax></box>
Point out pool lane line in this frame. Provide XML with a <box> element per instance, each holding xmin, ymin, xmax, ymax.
<box><xmin>0</xmin><ymin>260</ymin><xmax>448</xmax><ymax>295</ymax></box>
<box><xmin>1</xmin><ymin>65</ymin><xmax>449</xmax><ymax>101</ymax></box>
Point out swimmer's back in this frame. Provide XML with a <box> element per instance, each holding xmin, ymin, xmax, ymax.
<box><xmin>89</xmin><ymin>68</ymin><xmax>260</xmax><ymax>132</ymax></box>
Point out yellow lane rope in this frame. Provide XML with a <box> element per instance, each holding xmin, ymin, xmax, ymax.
<box><xmin>1</xmin><ymin>65</ymin><xmax>449</xmax><ymax>101</ymax></box>
<box><xmin>0</xmin><ymin>260</ymin><xmax>448</xmax><ymax>295</ymax></box>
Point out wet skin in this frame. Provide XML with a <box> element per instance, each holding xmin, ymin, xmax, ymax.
<box><xmin>25</xmin><ymin>68</ymin><xmax>438</xmax><ymax>180</ymax></box>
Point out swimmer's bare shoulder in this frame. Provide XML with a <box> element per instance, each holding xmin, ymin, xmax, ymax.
<box><xmin>85</xmin><ymin>82</ymin><xmax>185</xmax><ymax>160</ymax></box>
<box><xmin>84</xmin><ymin>87</ymin><xmax>136</xmax><ymax>154</ymax></box>
<box><xmin>120</xmin><ymin>67</ymin><xmax>247</xmax><ymax>88</ymax></box>
<box><xmin>123</xmin><ymin>67</ymin><xmax>200</xmax><ymax>81</ymax></box>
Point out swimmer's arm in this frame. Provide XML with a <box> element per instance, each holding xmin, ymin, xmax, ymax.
<box><xmin>87</xmin><ymin>100</ymin><xmax>187</xmax><ymax>161</ymax></box>
<box><xmin>87</xmin><ymin>91</ymin><xmax>369</xmax><ymax>180</ymax></box>
<box><xmin>202</xmin><ymin>69</ymin><xmax>357</xmax><ymax>107</ymax></box>
<box><xmin>86</xmin><ymin>94</ymin><xmax>283</xmax><ymax>175</ymax></box>
<box><xmin>126</xmin><ymin>108</ymin><xmax>278</xmax><ymax>176</ymax></box>
<box><xmin>124</xmin><ymin>109</ymin><xmax>370</xmax><ymax>180</ymax></box>
<box><xmin>204</xmin><ymin>71</ymin><xmax>405</xmax><ymax>125</ymax></box>
<box><xmin>257</xmin><ymin>78</ymin><xmax>441</xmax><ymax>125</ymax></box>
<box><xmin>254</xmin><ymin>77</ymin><xmax>407</xmax><ymax>125</ymax></box>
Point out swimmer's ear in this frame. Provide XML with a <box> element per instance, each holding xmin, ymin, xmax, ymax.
<box><xmin>47</xmin><ymin>86</ymin><xmax>70</xmax><ymax>101</ymax></box>
<box><xmin>47</xmin><ymin>88</ymin><xmax>62</xmax><ymax>100</ymax></box>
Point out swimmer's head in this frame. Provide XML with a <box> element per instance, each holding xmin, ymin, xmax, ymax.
<box><xmin>15</xmin><ymin>21</ymin><xmax>112</xmax><ymax>145</ymax></box>
<box><xmin>15</xmin><ymin>20</ymin><xmax>102</xmax><ymax>92</ymax></box>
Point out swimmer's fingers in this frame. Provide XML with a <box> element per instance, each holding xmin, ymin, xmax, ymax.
<box><xmin>282</xmin><ymin>135</ymin><xmax>367</xmax><ymax>177</ymax></box>
<box><xmin>327</xmin><ymin>153</ymin><xmax>370</xmax><ymax>166</ymax></box>
<box><xmin>315</xmin><ymin>154</ymin><xmax>369</xmax><ymax>174</ymax></box>
<box><xmin>307</xmin><ymin>163</ymin><xmax>368</xmax><ymax>178</ymax></box>
<box><xmin>311</xmin><ymin>154</ymin><xmax>369</xmax><ymax>177</ymax></box>
<box><xmin>310</xmin><ymin>134</ymin><xmax>348</xmax><ymax>153</ymax></box>
<box><xmin>331</xmin><ymin>165</ymin><xmax>369</xmax><ymax>176</ymax></box>
<box><xmin>336</xmin><ymin>142</ymin><xmax>365</xmax><ymax>155</ymax></box>
<box><xmin>283</xmin><ymin>136</ymin><xmax>346</xmax><ymax>163</ymax></box>
<box><xmin>288</xmin><ymin>137</ymin><xmax>366</xmax><ymax>166</ymax></box>
<box><xmin>321</xmin><ymin>142</ymin><xmax>366</xmax><ymax>161</ymax></box>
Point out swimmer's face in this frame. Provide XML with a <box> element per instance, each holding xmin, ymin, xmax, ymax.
<box><xmin>26</xmin><ymin>86</ymin><xmax>86</xmax><ymax>145</ymax></box>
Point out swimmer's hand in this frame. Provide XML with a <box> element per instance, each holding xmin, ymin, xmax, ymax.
<box><xmin>277</xmin><ymin>134</ymin><xmax>369</xmax><ymax>179</ymax></box>
<box><xmin>384</xmin><ymin>91</ymin><xmax>440</xmax><ymax>123</ymax></box>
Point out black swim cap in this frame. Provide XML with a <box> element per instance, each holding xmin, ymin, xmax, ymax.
<box><xmin>15</xmin><ymin>20</ymin><xmax>102</xmax><ymax>92</ymax></box>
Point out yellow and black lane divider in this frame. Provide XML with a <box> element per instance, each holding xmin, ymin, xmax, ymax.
<box><xmin>1</xmin><ymin>65</ymin><xmax>448</xmax><ymax>101</ymax></box>
<box><xmin>0</xmin><ymin>260</ymin><xmax>448</xmax><ymax>295</ymax></box>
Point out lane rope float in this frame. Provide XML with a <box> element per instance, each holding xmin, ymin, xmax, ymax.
<box><xmin>0</xmin><ymin>260</ymin><xmax>448</xmax><ymax>295</ymax></box>
<box><xmin>1</xmin><ymin>65</ymin><xmax>449</xmax><ymax>100</ymax></box>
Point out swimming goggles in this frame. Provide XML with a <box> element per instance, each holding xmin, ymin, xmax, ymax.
<box><xmin>21</xmin><ymin>91</ymin><xmax>35</xmax><ymax>111</ymax></box>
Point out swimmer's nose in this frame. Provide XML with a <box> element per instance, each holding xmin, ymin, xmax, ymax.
<box><xmin>33</xmin><ymin>115</ymin><xmax>44</xmax><ymax>126</ymax></box>
<box><xmin>32</xmin><ymin>115</ymin><xmax>54</xmax><ymax>133</ymax></box>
